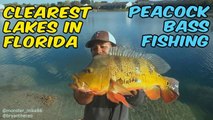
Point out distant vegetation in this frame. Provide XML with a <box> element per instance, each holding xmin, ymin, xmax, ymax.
<box><xmin>2</xmin><ymin>0</ymin><xmax>213</xmax><ymax>11</ymax></box>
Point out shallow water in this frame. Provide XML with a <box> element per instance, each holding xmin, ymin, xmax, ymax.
<box><xmin>0</xmin><ymin>11</ymin><xmax>213</xmax><ymax>120</ymax></box>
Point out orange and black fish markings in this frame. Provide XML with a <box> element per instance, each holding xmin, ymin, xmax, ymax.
<box><xmin>71</xmin><ymin>47</ymin><xmax>179</xmax><ymax>107</ymax></box>
<box><xmin>125</xmin><ymin>78</ymin><xmax>138</xmax><ymax>84</ymax></box>
<box><xmin>116</xmin><ymin>78</ymin><xmax>123</xmax><ymax>84</ymax></box>
<box><xmin>116</xmin><ymin>78</ymin><xmax>139</xmax><ymax>85</ymax></box>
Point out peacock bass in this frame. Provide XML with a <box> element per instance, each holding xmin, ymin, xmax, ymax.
<box><xmin>70</xmin><ymin>47</ymin><xmax>179</xmax><ymax>107</ymax></box>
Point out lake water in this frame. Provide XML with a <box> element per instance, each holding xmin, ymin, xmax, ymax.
<box><xmin>0</xmin><ymin>11</ymin><xmax>213</xmax><ymax>120</ymax></box>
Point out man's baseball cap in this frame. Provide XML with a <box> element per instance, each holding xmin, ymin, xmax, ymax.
<box><xmin>85</xmin><ymin>31</ymin><xmax>117</xmax><ymax>48</ymax></box>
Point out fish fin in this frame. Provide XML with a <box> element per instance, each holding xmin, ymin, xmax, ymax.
<box><xmin>108</xmin><ymin>47</ymin><xmax>170</xmax><ymax>74</ymax></box>
<box><xmin>107</xmin><ymin>92</ymin><xmax>119</xmax><ymax>104</ymax></box>
<box><xmin>107</xmin><ymin>91</ymin><xmax>131</xmax><ymax>108</ymax></box>
<box><xmin>109</xmin><ymin>46</ymin><xmax>144</xmax><ymax>58</ymax></box>
<box><xmin>143</xmin><ymin>54</ymin><xmax>171</xmax><ymax>74</ymax></box>
<box><xmin>113</xmin><ymin>93</ymin><xmax>132</xmax><ymax>108</ymax></box>
<box><xmin>144</xmin><ymin>86</ymin><xmax>160</xmax><ymax>100</ymax></box>
<box><xmin>161</xmin><ymin>77</ymin><xmax>179</xmax><ymax>103</ymax></box>
<box><xmin>161</xmin><ymin>89</ymin><xmax>179</xmax><ymax>103</ymax></box>
<box><xmin>110</xmin><ymin>80</ymin><xmax>133</xmax><ymax>96</ymax></box>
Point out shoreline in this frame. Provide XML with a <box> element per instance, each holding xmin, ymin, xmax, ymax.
<box><xmin>91</xmin><ymin>9</ymin><xmax>213</xmax><ymax>18</ymax></box>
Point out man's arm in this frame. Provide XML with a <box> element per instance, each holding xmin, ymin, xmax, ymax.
<box><xmin>73</xmin><ymin>90</ymin><xmax>94</xmax><ymax>105</ymax></box>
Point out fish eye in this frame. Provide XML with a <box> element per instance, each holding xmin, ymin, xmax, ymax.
<box><xmin>84</xmin><ymin>68</ymin><xmax>93</xmax><ymax>73</ymax></box>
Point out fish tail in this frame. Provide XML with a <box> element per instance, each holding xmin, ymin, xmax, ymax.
<box><xmin>161</xmin><ymin>77</ymin><xmax>179</xmax><ymax>103</ymax></box>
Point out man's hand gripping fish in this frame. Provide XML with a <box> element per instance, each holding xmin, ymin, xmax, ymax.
<box><xmin>70</xmin><ymin>47</ymin><xmax>179</xmax><ymax>107</ymax></box>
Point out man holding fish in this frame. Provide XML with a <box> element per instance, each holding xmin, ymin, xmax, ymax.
<box><xmin>73</xmin><ymin>31</ymin><xmax>145</xmax><ymax>120</ymax></box>
<box><xmin>72</xmin><ymin>31</ymin><xmax>179</xmax><ymax>120</ymax></box>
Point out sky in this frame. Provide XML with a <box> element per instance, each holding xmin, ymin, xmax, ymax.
<box><xmin>1</xmin><ymin>0</ymin><xmax>138</xmax><ymax>4</ymax></box>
